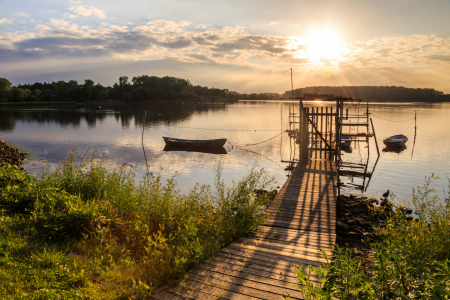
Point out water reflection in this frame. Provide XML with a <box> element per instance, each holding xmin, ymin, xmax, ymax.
<box><xmin>383</xmin><ymin>145</ymin><xmax>407</xmax><ymax>154</ymax></box>
<box><xmin>0</xmin><ymin>102</ymin><xmax>227</xmax><ymax>132</ymax></box>
<box><xmin>1</xmin><ymin>101</ymin><xmax>450</xmax><ymax>202</ymax></box>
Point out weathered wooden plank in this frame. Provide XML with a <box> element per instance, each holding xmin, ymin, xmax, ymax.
<box><xmin>226</xmin><ymin>243</ymin><xmax>329</xmax><ymax>263</ymax></box>
<box><xmin>263</xmin><ymin>223</ymin><xmax>335</xmax><ymax>233</ymax></box>
<box><xmin>237</xmin><ymin>238</ymin><xmax>331</xmax><ymax>254</ymax></box>
<box><xmin>188</xmin><ymin>273</ymin><xmax>288</xmax><ymax>300</ymax></box>
<box><xmin>256</xmin><ymin>226</ymin><xmax>336</xmax><ymax>239</ymax></box>
<box><xmin>189</xmin><ymin>270</ymin><xmax>305</xmax><ymax>299</ymax></box>
<box><xmin>264</xmin><ymin>219</ymin><xmax>335</xmax><ymax>230</ymax></box>
<box><xmin>256</xmin><ymin>227</ymin><xmax>336</xmax><ymax>238</ymax></box>
<box><xmin>197</xmin><ymin>259</ymin><xmax>320</xmax><ymax>285</ymax></box>
<box><xmin>249</xmin><ymin>236</ymin><xmax>335</xmax><ymax>250</ymax></box>
<box><xmin>264</xmin><ymin>213</ymin><xmax>336</xmax><ymax>222</ymax></box>
<box><xmin>215</xmin><ymin>251</ymin><xmax>316</xmax><ymax>273</ymax></box>
<box><xmin>178</xmin><ymin>279</ymin><xmax>263</xmax><ymax>300</ymax></box>
<box><xmin>169</xmin><ymin>285</ymin><xmax>218</xmax><ymax>300</ymax></box>
<box><xmin>222</xmin><ymin>246</ymin><xmax>323</xmax><ymax>266</ymax></box>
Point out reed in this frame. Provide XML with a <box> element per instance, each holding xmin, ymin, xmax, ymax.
<box><xmin>0</xmin><ymin>150</ymin><xmax>274</xmax><ymax>299</ymax></box>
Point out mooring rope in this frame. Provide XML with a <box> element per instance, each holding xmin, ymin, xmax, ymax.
<box><xmin>371</xmin><ymin>114</ymin><xmax>415</xmax><ymax>122</ymax></box>
<box><xmin>155</xmin><ymin>127</ymin><xmax>172</xmax><ymax>136</ymax></box>
<box><xmin>172</xmin><ymin>126</ymin><xmax>280</xmax><ymax>132</ymax></box>
<box><xmin>227</xmin><ymin>132</ymin><xmax>284</xmax><ymax>147</ymax></box>
<box><xmin>401</xmin><ymin>120</ymin><xmax>416</xmax><ymax>134</ymax></box>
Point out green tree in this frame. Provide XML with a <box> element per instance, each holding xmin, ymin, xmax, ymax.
<box><xmin>10</xmin><ymin>87</ymin><xmax>31</xmax><ymax>102</ymax></box>
<box><xmin>0</xmin><ymin>77</ymin><xmax>12</xmax><ymax>99</ymax></box>
<box><xmin>83</xmin><ymin>79</ymin><xmax>95</xmax><ymax>101</ymax></box>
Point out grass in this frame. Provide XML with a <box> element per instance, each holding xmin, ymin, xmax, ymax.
<box><xmin>285</xmin><ymin>174</ymin><xmax>450</xmax><ymax>299</ymax></box>
<box><xmin>0</xmin><ymin>150</ymin><xmax>274</xmax><ymax>299</ymax></box>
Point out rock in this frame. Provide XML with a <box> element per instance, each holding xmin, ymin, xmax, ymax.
<box><xmin>354</xmin><ymin>217</ymin><xmax>366</xmax><ymax>226</ymax></box>
<box><xmin>337</xmin><ymin>221</ymin><xmax>349</xmax><ymax>231</ymax></box>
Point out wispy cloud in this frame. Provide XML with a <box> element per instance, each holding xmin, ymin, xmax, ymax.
<box><xmin>68</xmin><ymin>5</ymin><xmax>107</xmax><ymax>19</ymax></box>
<box><xmin>427</xmin><ymin>54</ymin><xmax>450</xmax><ymax>62</ymax></box>
<box><xmin>0</xmin><ymin>18</ymin><xmax>13</xmax><ymax>24</ymax></box>
<box><xmin>15</xmin><ymin>12</ymin><xmax>29</xmax><ymax>17</ymax></box>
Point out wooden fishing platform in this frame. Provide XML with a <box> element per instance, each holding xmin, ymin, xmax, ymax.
<box><xmin>152</xmin><ymin>159</ymin><xmax>337</xmax><ymax>300</ymax></box>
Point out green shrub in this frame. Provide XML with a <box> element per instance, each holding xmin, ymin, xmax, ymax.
<box><xmin>0</xmin><ymin>151</ymin><xmax>274</xmax><ymax>298</ymax></box>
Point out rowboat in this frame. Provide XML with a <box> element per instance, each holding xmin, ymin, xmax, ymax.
<box><xmin>162</xmin><ymin>136</ymin><xmax>227</xmax><ymax>148</ymax></box>
<box><xmin>163</xmin><ymin>145</ymin><xmax>227</xmax><ymax>154</ymax></box>
<box><xmin>383</xmin><ymin>134</ymin><xmax>408</xmax><ymax>147</ymax></box>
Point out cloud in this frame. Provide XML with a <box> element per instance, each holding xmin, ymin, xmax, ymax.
<box><xmin>1</xmin><ymin>17</ymin><xmax>450</xmax><ymax>93</ymax></box>
<box><xmin>0</xmin><ymin>18</ymin><xmax>13</xmax><ymax>24</ymax></box>
<box><xmin>269</xmin><ymin>22</ymin><xmax>278</xmax><ymax>26</ymax></box>
<box><xmin>427</xmin><ymin>54</ymin><xmax>450</xmax><ymax>62</ymax></box>
<box><xmin>15</xmin><ymin>12</ymin><xmax>29</xmax><ymax>17</ymax></box>
<box><xmin>68</xmin><ymin>5</ymin><xmax>106</xmax><ymax>19</ymax></box>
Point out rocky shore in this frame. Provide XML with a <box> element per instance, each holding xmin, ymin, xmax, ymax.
<box><xmin>0</xmin><ymin>140</ymin><xmax>27</xmax><ymax>166</ymax></box>
<box><xmin>336</xmin><ymin>194</ymin><xmax>413</xmax><ymax>268</ymax></box>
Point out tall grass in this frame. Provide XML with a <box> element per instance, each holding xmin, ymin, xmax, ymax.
<box><xmin>286</xmin><ymin>175</ymin><xmax>450</xmax><ymax>299</ymax></box>
<box><xmin>0</xmin><ymin>150</ymin><xmax>274</xmax><ymax>299</ymax></box>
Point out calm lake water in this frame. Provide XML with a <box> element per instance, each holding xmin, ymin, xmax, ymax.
<box><xmin>1</xmin><ymin>101</ymin><xmax>449</xmax><ymax>203</ymax></box>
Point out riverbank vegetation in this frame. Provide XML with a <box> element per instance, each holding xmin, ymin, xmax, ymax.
<box><xmin>288</xmin><ymin>175</ymin><xmax>450</xmax><ymax>299</ymax></box>
<box><xmin>284</xmin><ymin>86</ymin><xmax>450</xmax><ymax>102</ymax></box>
<box><xmin>0</xmin><ymin>76</ymin><xmax>281</xmax><ymax>104</ymax></box>
<box><xmin>0</xmin><ymin>150</ymin><xmax>275</xmax><ymax>299</ymax></box>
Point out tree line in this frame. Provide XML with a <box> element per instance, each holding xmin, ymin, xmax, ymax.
<box><xmin>282</xmin><ymin>86</ymin><xmax>450</xmax><ymax>102</ymax></box>
<box><xmin>0</xmin><ymin>75</ymin><xmax>282</xmax><ymax>103</ymax></box>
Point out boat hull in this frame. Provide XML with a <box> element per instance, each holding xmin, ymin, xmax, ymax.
<box><xmin>383</xmin><ymin>134</ymin><xmax>408</xmax><ymax>147</ymax></box>
<box><xmin>341</xmin><ymin>135</ymin><xmax>352</xmax><ymax>147</ymax></box>
<box><xmin>163</xmin><ymin>145</ymin><xmax>227</xmax><ymax>154</ymax></box>
<box><xmin>163</xmin><ymin>137</ymin><xmax>227</xmax><ymax>148</ymax></box>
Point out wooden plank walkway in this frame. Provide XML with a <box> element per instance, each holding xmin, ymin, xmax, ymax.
<box><xmin>152</xmin><ymin>159</ymin><xmax>337</xmax><ymax>300</ymax></box>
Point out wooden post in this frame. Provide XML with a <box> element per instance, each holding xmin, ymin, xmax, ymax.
<box><xmin>366</xmin><ymin>102</ymin><xmax>369</xmax><ymax>125</ymax></box>
<box><xmin>339</xmin><ymin>101</ymin><xmax>343</xmax><ymax>162</ymax></box>
<box><xmin>320</xmin><ymin>107</ymin><xmax>324</xmax><ymax>159</ymax></box>
<box><xmin>415</xmin><ymin>110</ymin><xmax>417</xmax><ymax>129</ymax></box>
<box><xmin>370</xmin><ymin>118</ymin><xmax>380</xmax><ymax>157</ymax></box>
<box><xmin>325</xmin><ymin>107</ymin><xmax>328</xmax><ymax>159</ymax></box>
<box><xmin>330</xmin><ymin>106</ymin><xmax>333</xmax><ymax>159</ymax></box>
<box><xmin>301</xmin><ymin>107</ymin><xmax>309</xmax><ymax>159</ymax></box>
<box><xmin>335</xmin><ymin>100</ymin><xmax>339</xmax><ymax>162</ymax></box>
<box><xmin>299</xmin><ymin>100</ymin><xmax>303</xmax><ymax>159</ymax></box>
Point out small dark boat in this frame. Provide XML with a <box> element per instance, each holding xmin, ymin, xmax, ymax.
<box><xmin>162</xmin><ymin>136</ymin><xmax>227</xmax><ymax>148</ymax></box>
<box><xmin>163</xmin><ymin>145</ymin><xmax>227</xmax><ymax>155</ymax></box>
<box><xmin>383</xmin><ymin>134</ymin><xmax>408</xmax><ymax>147</ymax></box>
<box><xmin>341</xmin><ymin>135</ymin><xmax>352</xmax><ymax>147</ymax></box>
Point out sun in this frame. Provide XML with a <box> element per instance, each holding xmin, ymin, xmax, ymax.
<box><xmin>293</xmin><ymin>27</ymin><xmax>346</xmax><ymax>64</ymax></box>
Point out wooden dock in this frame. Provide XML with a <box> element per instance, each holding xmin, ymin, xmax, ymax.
<box><xmin>152</xmin><ymin>159</ymin><xmax>337</xmax><ymax>300</ymax></box>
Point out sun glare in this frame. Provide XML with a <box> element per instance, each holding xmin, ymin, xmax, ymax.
<box><xmin>293</xmin><ymin>27</ymin><xmax>346</xmax><ymax>65</ymax></box>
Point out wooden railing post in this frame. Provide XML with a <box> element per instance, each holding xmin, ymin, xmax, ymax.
<box><xmin>301</xmin><ymin>107</ymin><xmax>309</xmax><ymax>159</ymax></box>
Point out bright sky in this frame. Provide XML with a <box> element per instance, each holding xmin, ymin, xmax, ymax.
<box><xmin>1</xmin><ymin>0</ymin><xmax>450</xmax><ymax>93</ymax></box>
